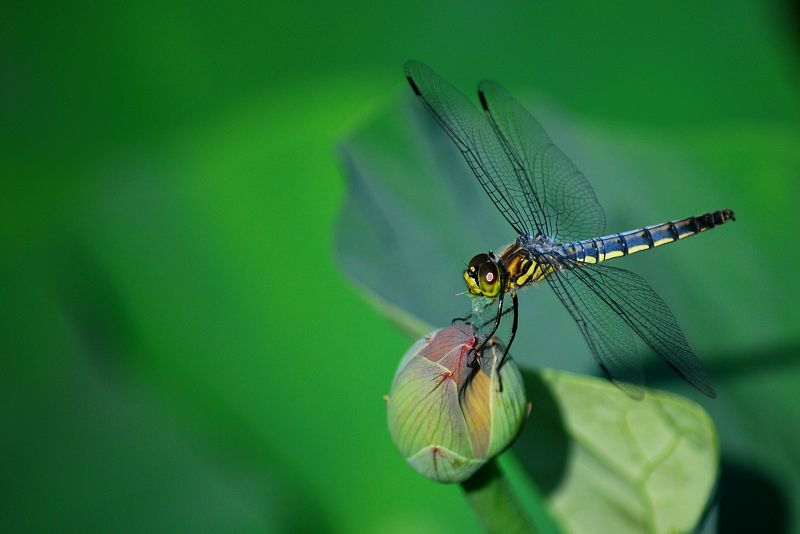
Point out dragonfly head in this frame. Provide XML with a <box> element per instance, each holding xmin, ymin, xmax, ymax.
<box><xmin>464</xmin><ymin>253</ymin><xmax>502</xmax><ymax>299</ymax></box>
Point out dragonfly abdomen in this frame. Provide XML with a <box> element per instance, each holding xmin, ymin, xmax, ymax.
<box><xmin>563</xmin><ymin>209</ymin><xmax>735</xmax><ymax>264</ymax></box>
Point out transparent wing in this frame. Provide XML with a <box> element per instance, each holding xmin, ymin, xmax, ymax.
<box><xmin>545</xmin><ymin>257</ymin><xmax>717</xmax><ymax>398</ymax></box>
<box><xmin>478</xmin><ymin>80</ymin><xmax>606</xmax><ymax>242</ymax></box>
<box><xmin>404</xmin><ymin>60</ymin><xmax>545</xmax><ymax>236</ymax></box>
<box><xmin>542</xmin><ymin>256</ymin><xmax>644</xmax><ymax>399</ymax></box>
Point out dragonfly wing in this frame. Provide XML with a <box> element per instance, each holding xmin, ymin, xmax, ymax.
<box><xmin>542</xmin><ymin>256</ymin><xmax>644</xmax><ymax>398</ymax></box>
<box><xmin>547</xmin><ymin>258</ymin><xmax>717</xmax><ymax>398</ymax></box>
<box><xmin>478</xmin><ymin>80</ymin><xmax>606</xmax><ymax>242</ymax></box>
<box><xmin>405</xmin><ymin>60</ymin><xmax>545</xmax><ymax>236</ymax></box>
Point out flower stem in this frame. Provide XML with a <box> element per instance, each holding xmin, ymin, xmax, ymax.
<box><xmin>460</xmin><ymin>458</ymin><xmax>539</xmax><ymax>534</ymax></box>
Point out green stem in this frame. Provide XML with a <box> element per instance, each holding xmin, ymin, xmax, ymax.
<box><xmin>461</xmin><ymin>459</ymin><xmax>539</xmax><ymax>534</ymax></box>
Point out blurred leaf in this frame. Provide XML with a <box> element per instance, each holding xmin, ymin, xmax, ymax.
<box><xmin>0</xmin><ymin>248</ymin><xmax>328</xmax><ymax>534</ymax></box>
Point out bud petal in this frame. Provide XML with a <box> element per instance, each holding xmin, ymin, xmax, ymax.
<box><xmin>386</xmin><ymin>324</ymin><xmax>528</xmax><ymax>482</ymax></box>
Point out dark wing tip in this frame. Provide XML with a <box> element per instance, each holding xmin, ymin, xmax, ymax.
<box><xmin>477</xmin><ymin>79</ymin><xmax>498</xmax><ymax>112</ymax></box>
<box><xmin>698</xmin><ymin>373</ymin><xmax>718</xmax><ymax>398</ymax></box>
<box><xmin>403</xmin><ymin>60</ymin><xmax>425</xmax><ymax>95</ymax></box>
<box><xmin>406</xmin><ymin>75</ymin><xmax>421</xmax><ymax>96</ymax></box>
<box><xmin>478</xmin><ymin>88</ymin><xmax>490</xmax><ymax>111</ymax></box>
<box><xmin>477</xmin><ymin>79</ymin><xmax>509</xmax><ymax>106</ymax></box>
<box><xmin>685</xmin><ymin>369</ymin><xmax>717</xmax><ymax>398</ymax></box>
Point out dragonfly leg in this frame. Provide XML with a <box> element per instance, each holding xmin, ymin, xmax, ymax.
<box><xmin>476</xmin><ymin>285</ymin><xmax>506</xmax><ymax>358</ymax></box>
<box><xmin>462</xmin><ymin>290</ymin><xmax>514</xmax><ymax>397</ymax></box>
<box><xmin>459</xmin><ymin>357</ymin><xmax>481</xmax><ymax>399</ymax></box>
<box><xmin>495</xmin><ymin>293</ymin><xmax>518</xmax><ymax>392</ymax></box>
<box><xmin>451</xmin><ymin>312</ymin><xmax>473</xmax><ymax>325</ymax></box>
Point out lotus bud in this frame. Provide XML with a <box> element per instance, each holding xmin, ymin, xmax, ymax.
<box><xmin>385</xmin><ymin>324</ymin><xmax>528</xmax><ymax>483</ymax></box>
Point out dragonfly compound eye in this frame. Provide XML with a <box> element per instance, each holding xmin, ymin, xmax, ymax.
<box><xmin>468</xmin><ymin>253</ymin><xmax>490</xmax><ymax>273</ymax></box>
<box><xmin>464</xmin><ymin>253</ymin><xmax>491</xmax><ymax>296</ymax></box>
<box><xmin>478</xmin><ymin>261</ymin><xmax>501</xmax><ymax>297</ymax></box>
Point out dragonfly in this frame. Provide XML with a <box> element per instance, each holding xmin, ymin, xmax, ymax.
<box><xmin>405</xmin><ymin>60</ymin><xmax>735</xmax><ymax>398</ymax></box>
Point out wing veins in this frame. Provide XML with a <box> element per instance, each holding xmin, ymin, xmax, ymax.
<box><xmin>542</xmin><ymin>254</ymin><xmax>644</xmax><ymax>398</ymax></box>
<box><xmin>481</xmin><ymin>95</ymin><xmax>549</xmax><ymax>236</ymax></box>
<box><xmin>405</xmin><ymin>63</ymin><xmax>529</xmax><ymax>235</ymax></box>
<box><xmin>559</xmin><ymin>259</ymin><xmax>716</xmax><ymax>397</ymax></box>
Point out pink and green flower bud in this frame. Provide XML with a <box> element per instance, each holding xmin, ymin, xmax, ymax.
<box><xmin>386</xmin><ymin>324</ymin><xmax>528</xmax><ymax>483</ymax></box>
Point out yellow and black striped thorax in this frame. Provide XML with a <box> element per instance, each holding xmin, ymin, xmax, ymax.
<box><xmin>501</xmin><ymin>248</ymin><xmax>555</xmax><ymax>290</ymax></box>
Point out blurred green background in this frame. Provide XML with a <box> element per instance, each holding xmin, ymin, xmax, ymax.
<box><xmin>2</xmin><ymin>1</ymin><xmax>799</xmax><ymax>533</ymax></box>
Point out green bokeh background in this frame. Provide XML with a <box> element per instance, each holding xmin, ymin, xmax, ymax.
<box><xmin>2</xmin><ymin>1</ymin><xmax>799</xmax><ymax>533</ymax></box>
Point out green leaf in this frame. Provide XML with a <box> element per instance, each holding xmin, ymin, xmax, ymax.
<box><xmin>515</xmin><ymin>369</ymin><xmax>717</xmax><ymax>533</ymax></box>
